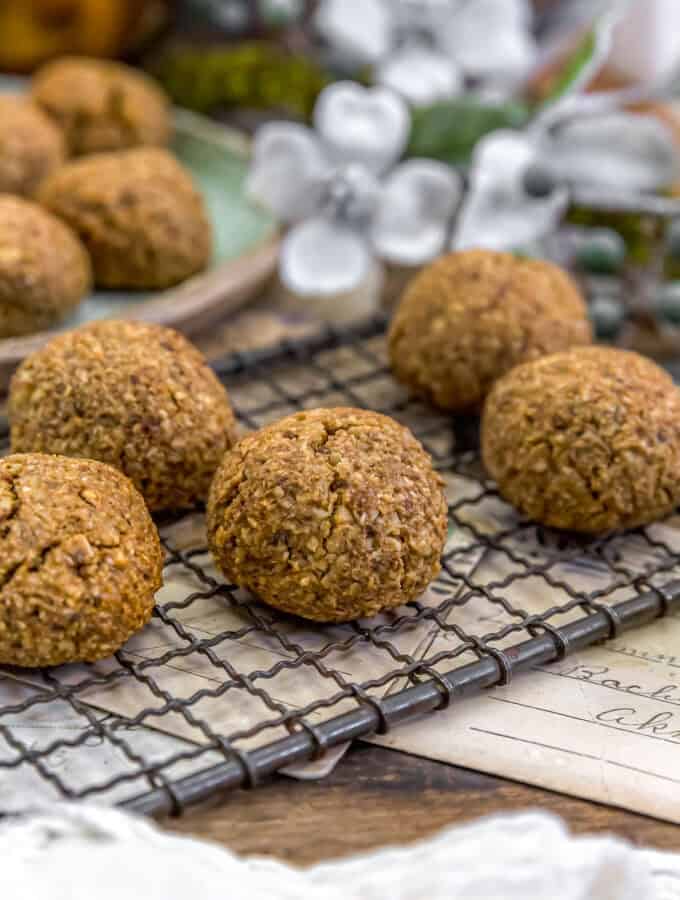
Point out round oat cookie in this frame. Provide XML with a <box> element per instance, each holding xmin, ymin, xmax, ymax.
<box><xmin>388</xmin><ymin>249</ymin><xmax>592</xmax><ymax>411</ymax></box>
<box><xmin>0</xmin><ymin>95</ymin><xmax>65</xmax><ymax>197</ymax></box>
<box><xmin>207</xmin><ymin>407</ymin><xmax>448</xmax><ymax>622</ymax></box>
<box><xmin>9</xmin><ymin>320</ymin><xmax>237</xmax><ymax>512</ymax></box>
<box><xmin>0</xmin><ymin>194</ymin><xmax>91</xmax><ymax>338</ymax></box>
<box><xmin>38</xmin><ymin>147</ymin><xmax>212</xmax><ymax>289</ymax></box>
<box><xmin>0</xmin><ymin>454</ymin><xmax>163</xmax><ymax>667</ymax></box>
<box><xmin>482</xmin><ymin>346</ymin><xmax>680</xmax><ymax>533</ymax></box>
<box><xmin>31</xmin><ymin>56</ymin><xmax>170</xmax><ymax>156</ymax></box>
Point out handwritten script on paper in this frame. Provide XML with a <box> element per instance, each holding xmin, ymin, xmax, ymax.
<box><xmin>372</xmin><ymin>502</ymin><xmax>680</xmax><ymax>824</ymax></box>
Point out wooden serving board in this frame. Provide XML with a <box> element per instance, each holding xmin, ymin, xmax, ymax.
<box><xmin>0</xmin><ymin>78</ymin><xmax>280</xmax><ymax>388</ymax></box>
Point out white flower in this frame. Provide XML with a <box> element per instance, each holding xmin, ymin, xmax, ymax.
<box><xmin>538</xmin><ymin>113</ymin><xmax>678</xmax><ymax>193</ymax></box>
<box><xmin>247</xmin><ymin>82</ymin><xmax>461</xmax><ymax>297</ymax></box>
<box><xmin>452</xmin><ymin>111</ymin><xmax>678</xmax><ymax>252</ymax></box>
<box><xmin>454</xmin><ymin>131</ymin><xmax>569</xmax><ymax>252</ymax></box>
<box><xmin>452</xmin><ymin>1</ymin><xmax>679</xmax><ymax>252</ymax></box>
<box><xmin>315</xmin><ymin>0</ymin><xmax>536</xmax><ymax>106</ymax></box>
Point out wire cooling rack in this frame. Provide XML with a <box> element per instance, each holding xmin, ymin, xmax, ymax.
<box><xmin>1</xmin><ymin>313</ymin><xmax>680</xmax><ymax>818</ymax></box>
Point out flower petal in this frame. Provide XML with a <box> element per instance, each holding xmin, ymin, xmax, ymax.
<box><xmin>280</xmin><ymin>218</ymin><xmax>371</xmax><ymax>296</ymax></box>
<box><xmin>314</xmin><ymin>81</ymin><xmax>410</xmax><ymax>174</ymax></box>
<box><xmin>246</xmin><ymin>123</ymin><xmax>329</xmax><ymax>222</ymax></box>
<box><xmin>372</xmin><ymin>159</ymin><xmax>462</xmax><ymax>264</ymax></box>
<box><xmin>314</xmin><ymin>0</ymin><xmax>392</xmax><ymax>67</ymax></box>
<box><xmin>439</xmin><ymin>0</ymin><xmax>536</xmax><ymax>86</ymax></box>
<box><xmin>376</xmin><ymin>44</ymin><xmax>462</xmax><ymax>106</ymax></box>
<box><xmin>540</xmin><ymin>112</ymin><xmax>678</xmax><ymax>192</ymax></box>
<box><xmin>453</xmin><ymin>130</ymin><xmax>568</xmax><ymax>251</ymax></box>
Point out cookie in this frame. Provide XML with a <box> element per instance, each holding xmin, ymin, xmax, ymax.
<box><xmin>38</xmin><ymin>147</ymin><xmax>212</xmax><ymax>289</ymax></box>
<box><xmin>9</xmin><ymin>320</ymin><xmax>237</xmax><ymax>512</ymax></box>
<box><xmin>0</xmin><ymin>95</ymin><xmax>65</xmax><ymax>197</ymax></box>
<box><xmin>0</xmin><ymin>453</ymin><xmax>162</xmax><ymax>667</ymax></box>
<box><xmin>0</xmin><ymin>194</ymin><xmax>91</xmax><ymax>338</ymax></box>
<box><xmin>207</xmin><ymin>407</ymin><xmax>448</xmax><ymax>621</ymax></box>
<box><xmin>31</xmin><ymin>56</ymin><xmax>170</xmax><ymax>156</ymax></box>
<box><xmin>482</xmin><ymin>346</ymin><xmax>680</xmax><ymax>532</ymax></box>
<box><xmin>389</xmin><ymin>249</ymin><xmax>592</xmax><ymax>411</ymax></box>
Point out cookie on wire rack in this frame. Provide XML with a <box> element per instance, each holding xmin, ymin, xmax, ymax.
<box><xmin>0</xmin><ymin>453</ymin><xmax>162</xmax><ymax>667</ymax></box>
<box><xmin>8</xmin><ymin>320</ymin><xmax>237</xmax><ymax>512</ymax></box>
<box><xmin>388</xmin><ymin>249</ymin><xmax>593</xmax><ymax>412</ymax></box>
<box><xmin>482</xmin><ymin>346</ymin><xmax>680</xmax><ymax>533</ymax></box>
<box><xmin>207</xmin><ymin>407</ymin><xmax>448</xmax><ymax>622</ymax></box>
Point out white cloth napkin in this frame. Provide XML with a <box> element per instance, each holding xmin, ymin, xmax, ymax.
<box><xmin>1</xmin><ymin>805</ymin><xmax>679</xmax><ymax>900</ymax></box>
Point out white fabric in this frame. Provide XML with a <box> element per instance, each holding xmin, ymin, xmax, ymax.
<box><xmin>2</xmin><ymin>805</ymin><xmax>680</xmax><ymax>900</ymax></box>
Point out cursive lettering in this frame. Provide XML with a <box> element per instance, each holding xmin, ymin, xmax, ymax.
<box><xmin>596</xmin><ymin>707</ymin><xmax>680</xmax><ymax>740</ymax></box>
<box><xmin>540</xmin><ymin>663</ymin><xmax>680</xmax><ymax>706</ymax></box>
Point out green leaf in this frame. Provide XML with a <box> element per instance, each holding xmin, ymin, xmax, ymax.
<box><xmin>406</xmin><ymin>99</ymin><xmax>530</xmax><ymax>166</ymax></box>
<box><xmin>543</xmin><ymin>29</ymin><xmax>597</xmax><ymax>106</ymax></box>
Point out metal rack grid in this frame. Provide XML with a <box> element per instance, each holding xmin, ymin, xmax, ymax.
<box><xmin>1</xmin><ymin>314</ymin><xmax>679</xmax><ymax>818</ymax></box>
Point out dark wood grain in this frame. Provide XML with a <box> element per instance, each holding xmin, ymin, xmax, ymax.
<box><xmin>164</xmin><ymin>743</ymin><xmax>680</xmax><ymax>865</ymax></box>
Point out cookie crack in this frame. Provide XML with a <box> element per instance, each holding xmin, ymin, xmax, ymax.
<box><xmin>0</xmin><ymin>560</ymin><xmax>22</xmax><ymax>591</ymax></box>
<box><xmin>313</xmin><ymin>424</ymin><xmax>408</xmax><ymax>598</ymax></box>
<box><xmin>0</xmin><ymin>473</ymin><xmax>20</xmax><ymax>537</ymax></box>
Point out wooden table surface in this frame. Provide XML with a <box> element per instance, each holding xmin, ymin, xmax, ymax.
<box><xmin>165</xmin><ymin>742</ymin><xmax>680</xmax><ymax>865</ymax></box>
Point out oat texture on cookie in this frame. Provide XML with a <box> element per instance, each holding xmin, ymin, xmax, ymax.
<box><xmin>9</xmin><ymin>320</ymin><xmax>237</xmax><ymax>512</ymax></box>
<box><xmin>389</xmin><ymin>249</ymin><xmax>592</xmax><ymax>411</ymax></box>
<box><xmin>0</xmin><ymin>454</ymin><xmax>163</xmax><ymax>667</ymax></box>
<box><xmin>482</xmin><ymin>346</ymin><xmax>680</xmax><ymax>533</ymax></box>
<box><xmin>207</xmin><ymin>407</ymin><xmax>448</xmax><ymax>622</ymax></box>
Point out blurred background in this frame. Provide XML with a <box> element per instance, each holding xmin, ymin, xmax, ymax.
<box><xmin>1</xmin><ymin>1</ymin><xmax>677</xmax><ymax>113</ymax></box>
<box><xmin>4</xmin><ymin>0</ymin><xmax>680</xmax><ymax>358</ymax></box>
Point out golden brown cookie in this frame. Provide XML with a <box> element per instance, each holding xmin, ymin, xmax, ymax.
<box><xmin>38</xmin><ymin>147</ymin><xmax>212</xmax><ymax>289</ymax></box>
<box><xmin>482</xmin><ymin>346</ymin><xmax>680</xmax><ymax>533</ymax></box>
<box><xmin>31</xmin><ymin>56</ymin><xmax>170</xmax><ymax>156</ymax></box>
<box><xmin>207</xmin><ymin>407</ymin><xmax>448</xmax><ymax>622</ymax></box>
<box><xmin>0</xmin><ymin>194</ymin><xmax>91</xmax><ymax>338</ymax></box>
<box><xmin>0</xmin><ymin>453</ymin><xmax>163</xmax><ymax>667</ymax></box>
<box><xmin>0</xmin><ymin>95</ymin><xmax>66</xmax><ymax>197</ymax></box>
<box><xmin>388</xmin><ymin>249</ymin><xmax>592</xmax><ymax>411</ymax></box>
<box><xmin>9</xmin><ymin>320</ymin><xmax>237</xmax><ymax>512</ymax></box>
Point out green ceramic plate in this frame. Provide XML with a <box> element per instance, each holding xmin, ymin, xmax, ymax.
<box><xmin>0</xmin><ymin>76</ymin><xmax>278</xmax><ymax>387</ymax></box>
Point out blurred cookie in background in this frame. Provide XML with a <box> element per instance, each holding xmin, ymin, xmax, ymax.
<box><xmin>0</xmin><ymin>94</ymin><xmax>65</xmax><ymax>196</ymax></box>
<box><xmin>31</xmin><ymin>56</ymin><xmax>171</xmax><ymax>155</ymax></box>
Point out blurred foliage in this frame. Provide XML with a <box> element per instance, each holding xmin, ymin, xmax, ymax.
<box><xmin>567</xmin><ymin>206</ymin><xmax>667</xmax><ymax>267</ymax></box>
<box><xmin>151</xmin><ymin>41</ymin><xmax>331</xmax><ymax>120</ymax></box>
<box><xmin>407</xmin><ymin>99</ymin><xmax>530</xmax><ymax>166</ymax></box>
